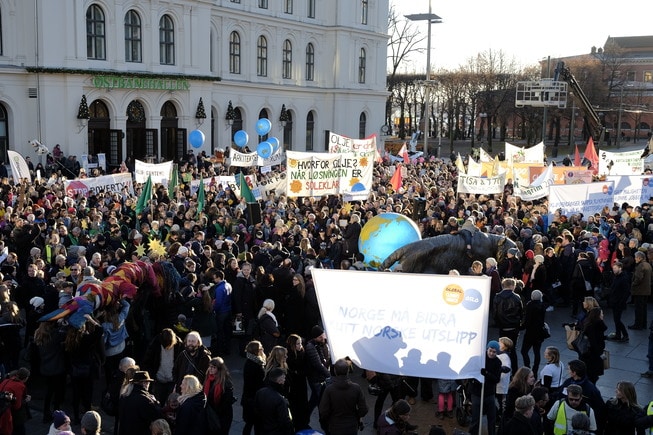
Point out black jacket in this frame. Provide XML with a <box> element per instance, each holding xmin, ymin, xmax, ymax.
<box><xmin>254</xmin><ymin>382</ymin><xmax>294</xmax><ymax>435</ymax></box>
<box><xmin>471</xmin><ymin>354</ymin><xmax>502</xmax><ymax>398</ymax></box>
<box><xmin>319</xmin><ymin>376</ymin><xmax>368</xmax><ymax>435</ymax></box>
<box><xmin>493</xmin><ymin>289</ymin><xmax>524</xmax><ymax>329</ymax></box>
<box><xmin>609</xmin><ymin>270</ymin><xmax>631</xmax><ymax>310</ymax></box>
<box><xmin>175</xmin><ymin>391</ymin><xmax>207</xmax><ymax>435</ymax></box>
<box><xmin>118</xmin><ymin>384</ymin><xmax>163</xmax><ymax>435</ymax></box>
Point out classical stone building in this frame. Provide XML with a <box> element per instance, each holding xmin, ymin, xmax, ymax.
<box><xmin>0</xmin><ymin>0</ymin><xmax>389</xmax><ymax>169</ymax></box>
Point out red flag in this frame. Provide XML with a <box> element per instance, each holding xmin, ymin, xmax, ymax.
<box><xmin>390</xmin><ymin>164</ymin><xmax>402</xmax><ymax>192</ymax></box>
<box><xmin>583</xmin><ymin>137</ymin><xmax>599</xmax><ymax>175</ymax></box>
<box><xmin>574</xmin><ymin>145</ymin><xmax>581</xmax><ymax>167</ymax></box>
<box><xmin>398</xmin><ymin>142</ymin><xmax>409</xmax><ymax>164</ymax></box>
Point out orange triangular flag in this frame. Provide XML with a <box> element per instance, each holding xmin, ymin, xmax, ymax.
<box><xmin>584</xmin><ymin>137</ymin><xmax>599</xmax><ymax>175</ymax></box>
<box><xmin>574</xmin><ymin>145</ymin><xmax>581</xmax><ymax>167</ymax></box>
<box><xmin>398</xmin><ymin>142</ymin><xmax>410</xmax><ymax>164</ymax></box>
<box><xmin>390</xmin><ymin>164</ymin><xmax>403</xmax><ymax>191</ymax></box>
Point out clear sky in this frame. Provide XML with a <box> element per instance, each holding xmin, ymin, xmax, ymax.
<box><xmin>392</xmin><ymin>0</ymin><xmax>652</xmax><ymax>72</ymax></box>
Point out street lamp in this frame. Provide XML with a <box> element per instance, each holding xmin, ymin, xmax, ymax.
<box><xmin>405</xmin><ymin>2</ymin><xmax>442</xmax><ymax>157</ymax></box>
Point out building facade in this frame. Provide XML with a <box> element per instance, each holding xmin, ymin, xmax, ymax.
<box><xmin>0</xmin><ymin>0</ymin><xmax>389</xmax><ymax>169</ymax></box>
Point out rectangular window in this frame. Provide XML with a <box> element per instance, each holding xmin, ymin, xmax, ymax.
<box><xmin>645</xmin><ymin>71</ymin><xmax>652</xmax><ymax>83</ymax></box>
<box><xmin>308</xmin><ymin>0</ymin><xmax>315</xmax><ymax>18</ymax></box>
<box><xmin>626</xmin><ymin>71</ymin><xmax>636</xmax><ymax>81</ymax></box>
<box><xmin>230</xmin><ymin>32</ymin><xmax>241</xmax><ymax>74</ymax></box>
<box><xmin>282</xmin><ymin>41</ymin><xmax>292</xmax><ymax>79</ymax></box>
<box><xmin>258</xmin><ymin>0</ymin><xmax>268</xmax><ymax>9</ymax></box>
<box><xmin>257</xmin><ymin>36</ymin><xmax>268</xmax><ymax>77</ymax></box>
<box><xmin>361</xmin><ymin>0</ymin><xmax>368</xmax><ymax>25</ymax></box>
<box><xmin>284</xmin><ymin>0</ymin><xmax>293</xmax><ymax>14</ymax></box>
<box><xmin>230</xmin><ymin>0</ymin><xmax>240</xmax><ymax>2</ymax></box>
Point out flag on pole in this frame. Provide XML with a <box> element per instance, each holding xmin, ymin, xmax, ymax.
<box><xmin>7</xmin><ymin>150</ymin><xmax>32</xmax><ymax>184</ymax></box>
<box><xmin>583</xmin><ymin>137</ymin><xmax>599</xmax><ymax>175</ymax></box>
<box><xmin>238</xmin><ymin>172</ymin><xmax>256</xmax><ymax>203</ymax></box>
<box><xmin>455</xmin><ymin>153</ymin><xmax>466</xmax><ymax>174</ymax></box>
<box><xmin>390</xmin><ymin>164</ymin><xmax>403</xmax><ymax>192</ymax></box>
<box><xmin>168</xmin><ymin>165</ymin><xmax>178</xmax><ymax>199</ymax></box>
<box><xmin>196</xmin><ymin>178</ymin><xmax>205</xmax><ymax>217</ymax></box>
<box><xmin>397</xmin><ymin>142</ymin><xmax>409</xmax><ymax>164</ymax></box>
<box><xmin>135</xmin><ymin>175</ymin><xmax>152</xmax><ymax>215</ymax></box>
<box><xmin>479</xmin><ymin>147</ymin><xmax>493</xmax><ymax>163</ymax></box>
<box><xmin>574</xmin><ymin>145</ymin><xmax>581</xmax><ymax>167</ymax></box>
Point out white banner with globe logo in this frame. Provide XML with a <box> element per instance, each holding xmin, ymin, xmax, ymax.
<box><xmin>311</xmin><ymin>269</ymin><xmax>490</xmax><ymax>381</ymax></box>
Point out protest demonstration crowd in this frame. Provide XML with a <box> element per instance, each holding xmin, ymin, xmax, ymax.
<box><xmin>2</xmin><ymin>136</ymin><xmax>653</xmax><ymax>435</ymax></box>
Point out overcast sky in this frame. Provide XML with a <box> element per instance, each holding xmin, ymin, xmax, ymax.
<box><xmin>391</xmin><ymin>0</ymin><xmax>652</xmax><ymax>72</ymax></box>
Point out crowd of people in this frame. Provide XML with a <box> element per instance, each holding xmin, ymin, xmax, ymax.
<box><xmin>0</xmin><ymin>147</ymin><xmax>652</xmax><ymax>434</ymax></box>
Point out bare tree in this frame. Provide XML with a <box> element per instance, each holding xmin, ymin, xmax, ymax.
<box><xmin>386</xmin><ymin>6</ymin><xmax>426</xmax><ymax>136</ymax></box>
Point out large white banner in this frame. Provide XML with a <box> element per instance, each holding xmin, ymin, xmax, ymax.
<box><xmin>286</xmin><ymin>151</ymin><xmax>372</xmax><ymax>198</ymax></box>
<box><xmin>548</xmin><ymin>181</ymin><xmax>615</xmax><ymax>222</ymax></box>
<box><xmin>599</xmin><ymin>149</ymin><xmax>645</xmax><ymax>176</ymax></box>
<box><xmin>466</xmin><ymin>157</ymin><xmax>482</xmax><ymax>176</ymax></box>
<box><xmin>514</xmin><ymin>163</ymin><xmax>554</xmax><ymax>200</ymax></box>
<box><xmin>328</xmin><ymin>132</ymin><xmax>377</xmax><ymax>157</ymax></box>
<box><xmin>505</xmin><ymin>142</ymin><xmax>545</xmax><ymax>165</ymax></box>
<box><xmin>189</xmin><ymin>176</ymin><xmax>237</xmax><ymax>195</ymax></box>
<box><xmin>252</xmin><ymin>172</ymin><xmax>286</xmax><ymax>200</ymax></box>
<box><xmin>457</xmin><ymin>173</ymin><xmax>506</xmax><ymax>194</ymax></box>
<box><xmin>64</xmin><ymin>173</ymin><xmax>134</xmax><ymax>197</ymax></box>
<box><xmin>311</xmin><ymin>269</ymin><xmax>490</xmax><ymax>380</ymax></box>
<box><xmin>134</xmin><ymin>160</ymin><xmax>173</xmax><ymax>185</ymax></box>
<box><xmin>7</xmin><ymin>150</ymin><xmax>32</xmax><ymax>184</ymax></box>
<box><xmin>608</xmin><ymin>175</ymin><xmax>653</xmax><ymax>207</ymax></box>
<box><xmin>228</xmin><ymin>148</ymin><xmax>286</xmax><ymax>168</ymax></box>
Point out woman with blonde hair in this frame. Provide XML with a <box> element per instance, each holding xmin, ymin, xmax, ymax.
<box><xmin>150</xmin><ymin>419</ymin><xmax>172</xmax><ymax>435</ymax></box>
<box><xmin>257</xmin><ymin>299</ymin><xmax>280</xmax><ymax>354</ymax></box>
<box><xmin>265</xmin><ymin>346</ymin><xmax>289</xmax><ymax>377</ymax></box>
<box><xmin>176</xmin><ymin>375</ymin><xmax>206</xmax><ymax>434</ymax></box>
<box><xmin>604</xmin><ymin>381</ymin><xmax>642</xmax><ymax>434</ymax></box>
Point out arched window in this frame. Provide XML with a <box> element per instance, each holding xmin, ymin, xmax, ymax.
<box><xmin>282</xmin><ymin>40</ymin><xmax>292</xmax><ymax>79</ymax></box>
<box><xmin>230</xmin><ymin>32</ymin><xmax>241</xmax><ymax>74</ymax></box>
<box><xmin>305</xmin><ymin>43</ymin><xmax>314</xmax><ymax>81</ymax></box>
<box><xmin>86</xmin><ymin>5</ymin><xmax>106</xmax><ymax>60</ymax></box>
<box><xmin>257</xmin><ymin>36</ymin><xmax>268</xmax><ymax>77</ymax></box>
<box><xmin>159</xmin><ymin>15</ymin><xmax>175</xmax><ymax>65</ymax></box>
<box><xmin>359</xmin><ymin>112</ymin><xmax>367</xmax><ymax>139</ymax></box>
<box><xmin>306</xmin><ymin>111</ymin><xmax>315</xmax><ymax>151</ymax></box>
<box><xmin>358</xmin><ymin>48</ymin><xmax>366</xmax><ymax>84</ymax></box>
<box><xmin>259</xmin><ymin>109</ymin><xmax>270</xmax><ymax>141</ymax></box>
<box><xmin>124</xmin><ymin>10</ymin><xmax>142</xmax><ymax>63</ymax></box>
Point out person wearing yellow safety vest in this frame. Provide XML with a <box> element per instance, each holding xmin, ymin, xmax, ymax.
<box><xmin>634</xmin><ymin>399</ymin><xmax>653</xmax><ymax>434</ymax></box>
<box><xmin>546</xmin><ymin>384</ymin><xmax>597</xmax><ymax>434</ymax></box>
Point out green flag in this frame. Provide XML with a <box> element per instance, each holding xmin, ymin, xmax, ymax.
<box><xmin>239</xmin><ymin>172</ymin><xmax>256</xmax><ymax>203</ymax></box>
<box><xmin>168</xmin><ymin>166</ymin><xmax>178</xmax><ymax>199</ymax></box>
<box><xmin>135</xmin><ymin>175</ymin><xmax>152</xmax><ymax>215</ymax></box>
<box><xmin>197</xmin><ymin>179</ymin><xmax>205</xmax><ymax>217</ymax></box>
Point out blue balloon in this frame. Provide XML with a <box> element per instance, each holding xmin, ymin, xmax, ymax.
<box><xmin>189</xmin><ymin>130</ymin><xmax>205</xmax><ymax>148</ymax></box>
<box><xmin>255</xmin><ymin>118</ymin><xmax>272</xmax><ymax>136</ymax></box>
<box><xmin>268</xmin><ymin>137</ymin><xmax>280</xmax><ymax>153</ymax></box>
<box><xmin>257</xmin><ymin>141</ymin><xmax>273</xmax><ymax>159</ymax></box>
<box><xmin>233</xmin><ymin>130</ymin><xmax>249</xmax><ymax>148</ymax></box>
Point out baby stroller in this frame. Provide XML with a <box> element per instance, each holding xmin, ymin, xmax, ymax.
<box><xmin>455</xmin><ymin>379</ymin><xmax>473</xmax><ymax>426</ymax></box>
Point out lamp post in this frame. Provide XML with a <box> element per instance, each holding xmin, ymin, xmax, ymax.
<box><xmin>406</xmin><ymin>2</ymin><xmax>442</xmax><ymax>157</ymax></box>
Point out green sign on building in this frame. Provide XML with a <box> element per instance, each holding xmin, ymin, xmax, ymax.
<box><xmin>92</xmin><ymin>75</ymin><xmax>190</xmax><ymax>91</ymax></box>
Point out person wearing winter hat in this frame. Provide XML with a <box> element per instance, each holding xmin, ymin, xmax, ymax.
<box><xmin>469</xmin><ymin>341</ymin><xmax>504</xmax><ymax>435</ymax></box>
<box><xmin>80</xmin><ymin>410</ymin><xmax>101</xmax><ymax>434</ymax></box>
<box><xmin>49</xmin><ymin>410</ymin><xmax>71</xmax><ymax>434</ymax></box>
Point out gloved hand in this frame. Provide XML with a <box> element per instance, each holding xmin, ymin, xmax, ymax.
<box><xmin>501</xmin><ymin>366</ymin><xmax>511</xmax><ymax>374</ymax></box>
<box><xmin>480</xmin><ymin>368</ymin><xmax>487</xmax><ymax>377</ymax></box>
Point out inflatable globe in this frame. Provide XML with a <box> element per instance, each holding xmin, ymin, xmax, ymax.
<box><xmin>358</xmin><ymin>212</ymin><xmax>422</xmax><ymax>269</ymax></box>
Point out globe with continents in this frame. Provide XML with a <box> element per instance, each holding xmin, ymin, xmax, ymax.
<box><xmin>358</xmin><ymin>212</ymin><xmax>422</xmax><ymax>269</ymax></box>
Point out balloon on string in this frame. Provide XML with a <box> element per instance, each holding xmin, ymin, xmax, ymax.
<box><xmin>268</xmin><ymin>137</ymin><xmax>280</xmax><ymax>153</ymax></box>
<box><xmin>188</xmin><ymin>130</ymin><xmax>205</xmax><ymax>148</ymax></box>
<box><xmin>257</xmin><ymin>141</ymin><xmax>273</xmax><ymax>159</ymax></box>
<box><xmin>233</xmin><ymin>130</ymin><xmax>249</xmax><ymax>148</ymax></box>
<box><xmin>255</xmin><ymin>118</ymin><xmax>272</xmax><ymax>136</ymax></box>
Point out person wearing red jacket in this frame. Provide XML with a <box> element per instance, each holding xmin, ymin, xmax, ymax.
<box><xmin>0</xmin><ymin>367</ymin><xmax>30</xmax><ymax>435</ymax></box>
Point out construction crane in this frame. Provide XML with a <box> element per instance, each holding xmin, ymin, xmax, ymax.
<box><xmin>554</xmin><ymin>61</ymin><xmax>605</xmax><ymax>146</ymax></box>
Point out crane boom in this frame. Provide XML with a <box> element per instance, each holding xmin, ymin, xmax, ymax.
<box><xmin>554</xmin><ymin>61</ymin><xmax>604</xmax><ymax>144</ymax></box>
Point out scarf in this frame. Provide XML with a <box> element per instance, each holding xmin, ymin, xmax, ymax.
<box><xmin>266</xmin><ymin>311</ymin><xmax>278</xmax><ymax>326</ymax></box>
<box><xmin>203</xmin><ymin>374</ymin><xmax>223</xmax><ymax>405</ymax></box>
<box><xmin>246</xmin><ymin>352</ymin><xmax>265</xmax><ymax>367</ymax></box>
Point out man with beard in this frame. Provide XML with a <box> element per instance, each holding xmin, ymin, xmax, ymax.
<box><xmin>254</xmin><ymin>367</ymin><xmax>294</xmax><ymax>435</ymax></box>
<box><xmin>172</xmin><ymin>331</ymin><xmax>211</xmax><ymax>387</ymax></box>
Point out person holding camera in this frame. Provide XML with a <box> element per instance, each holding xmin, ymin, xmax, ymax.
<box><xmin>0</xmin><ymin>367</ymin><xmax>31</xmax><ymax>435</ymax></box>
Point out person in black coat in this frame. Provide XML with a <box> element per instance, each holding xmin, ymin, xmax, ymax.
<box><xmin>254</xmin><ymin>367</ymin><xmax>294</xmax><ymax>435</ymax></box>
<box><xmin>503</xmin><ymin>394</ymin><xmax>537</xmax><ymax>435</ymax></box>
<box><xmin>118</xmin><ymin>371</ymin><xmax>164</xmax><ymax>435</ymax></box>
<box><xmin>606</xmin><ymin>260</ymin><xmax>631</xmax><ymax>342</ymax></box>
<box><xmin>520</xmin><ymin>290</ymin><xmax>547</xmax><ymax>374</ymax></box>
<box><xmin>175</xmin><ymin>375</ymin><xmax>207</xmax><ymax>435</ymax></box>
<box><xmin>241</xmin><ymin>340</ymin><xmax>266</xmax><ymax>435</ymax></box>
<box><xmin>470</xmin><ymin>341</ymin><xmax>504</xmax><ymax>435</ymax></box>
<box><xmin>341</xmin><ymin>214</ymin><xmax>362</xmax><ymax>260</ymax></box>
<box><xmin>580</xmin><ymin>307</ymin><xmax>608</xmax><ymax>385</ymax></box>
<box><xmin>285</xmin><ymin>334</ymin><xmax>309</xmax><ymax>431</ymax></box>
